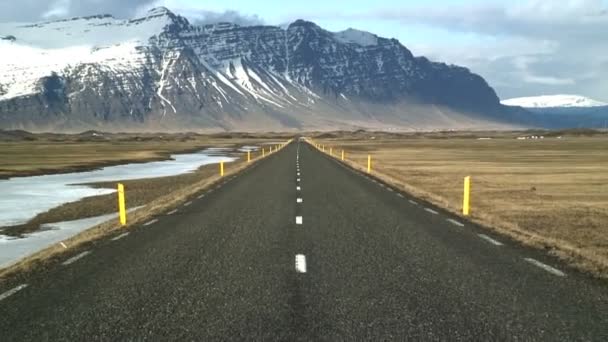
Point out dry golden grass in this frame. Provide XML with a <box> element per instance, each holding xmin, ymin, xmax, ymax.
<box><xmin>314</xmin><ymin>134</ymin><xmax>608</xmax><ymax>278</ymax></box>
<box><xmin>0</xmin><ymin>142</ymin><xmax>290</xmax><ymax>283</ymax></box>
<box><xmin>0</xmin><ymin>132</ymin><xmax>287</xmax><ymax>178</ymax></box>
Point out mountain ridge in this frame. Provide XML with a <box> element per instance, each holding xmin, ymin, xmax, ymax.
<box><xmin>0</xmin><ymin>7</ymin><xmax>521</xmax><ymax>132</ymax></box>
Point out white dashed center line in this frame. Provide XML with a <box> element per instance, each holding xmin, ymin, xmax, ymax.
<box><xmin>296</xmin><ymin>186</ymin><xmax>301</xmax><ymax>191</ymax></box>
<box><xmin>297</xmin><ymin>178</ymin><xmax>301</xmax><ymax>182</ymax></box>
<box><xmin>296</xmin><ymin>216</ymin><xmax>303</xmax><ymax>225</ymax></box>
<box><xmin>446</xmin><ymin>218</ymin><xmax>465</xmax><ymax>227</ymax></box>
<box><xmin>295</xmin><ymin>254</ymin><xmax>307</xmax><ymax>273</ymax></box>
<box><xmin>478</xmin><ymin>234</ymin><xmax>503</xmax><ymax>246</ymax></box>
<box><xmin>297</xmin><ymin>198</ymin><xmax>303</xmax><ymax>203</ymax></box>
<box><xmin>143</xmin><ymin>219</ymin><xmax>158</xmax><ymax>226</ymax></box>
<box><xmin>525</xmin><ymin>258</ymin><xmax>566</xmax><ymax>277</ymax></box>
<box><xmin>424</xmin><ymin>208</ymin><xmax>439</xmax><ymax>215</ymax></box>
<box><xmin>111</xmin><ymin>232</ymin><xmax>130</xmax><ymax>241</ymax></box>
<box><xmin>62</xmin><ymin>251</ymin><xmax>91</xmax><ymax>266</ymax></box>
<box><xmin>0</xmin><ymin>284</ymin><xmax>28</xmax><ymax>302</ymax></box>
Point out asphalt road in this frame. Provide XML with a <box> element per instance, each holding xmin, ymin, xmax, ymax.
<box><xmin>1</xmin><ymin>140</ymin><xmax>607</xmax><ymax>341</ymax></box>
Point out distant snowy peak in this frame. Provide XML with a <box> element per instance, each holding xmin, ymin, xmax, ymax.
<box><xmin>0</xmin><ymin>7</ymin><xmax>181</xmax><ymax>49</ymax></box>
<box><xmin>333</xmin><ymin>28</ymin><xmax>378</xmax><ymax>46</ymax></box>
<box><xmin>501</xmin><ymin>95</ymin><xmax>607</xmax><ymax>108</ymax></box>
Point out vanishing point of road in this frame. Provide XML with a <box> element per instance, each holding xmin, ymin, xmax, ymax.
<box><xmin>1</xmin><ymin>140</ymin><xmax>607</xmax><ymax>340</ymax></box>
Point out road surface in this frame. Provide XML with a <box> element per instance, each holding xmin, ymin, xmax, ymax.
<box><xmin>1</xmin><ymin>140</ymin><xmax>607</xmax><ymax>341</ymax></box>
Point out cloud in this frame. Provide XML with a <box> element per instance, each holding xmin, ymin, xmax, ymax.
<box><xmin>182</xmin><ymin>10</ymin><xmax>264</xmax><ymax>26</ymax></box>
<box><xmin>137</xmin><ymin>1</ymin><xmax>264</xmax><ymax>26</ymax></box>
<box><xmin>351</xmin><ymin>0</ymin><xmax>608</xmax><ymax>101</ymax></box>
<box><xmin>0</xmin><ymin>0</ymin><xmax>156</xmax><ymax>21</ymax></box>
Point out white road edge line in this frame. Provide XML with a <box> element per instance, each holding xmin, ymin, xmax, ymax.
<box><xmin>197</xmin><ymin>194</ymin><xmax>205</xmax><ymax>199</ymax></box>
<box><xmin>446</xmin><ymin>218</ymin><xmax>465</xmax><ymax>227</ymax></box>
<box><xmin>295</xmin><ymin>254</ymin><xmax>307</xmax><ymax>273</ymax></box>
<box><xmin>424</xmin><ymin>208</ymin><xmax>439</xmax><ymax>215</ymax></box>
<box><xmin>409</xmin><ymin>200</ymin><xmax>418</xmax><ymax>205</ymax></box>
<box><xmin>397</xmin><ymin>193</ymin><xmax>404</xmax><ymax>198</ymax></box>
<box><xmin>62</xmin><ymin>251</ymin><xmax>91</xmax><ymax>266</ymax></box>
<box><xmin>525</xmin><ymin>258</ymin><xmax>566</xmax><ymax>277</ymax></box>
<box><xmin>143</xmin><ymin>219</ymin><xmax>158</xmax><ymax>226</ymax></box>
<box><xmin>184</xmin><ymin>201</ymin><xmax>192</xmax><ymax>207</ymax></box>
<box><xmin>478</xmin><ymin>234</ymin><xmax>503</xmax><ymax>246</ymax></box>
<box><xmin>296</xmin><ymin>216</ymin><xmax>303</xmax><ymax>225</ymax></box>
<box><xmin>0</xmin><ymin>284</ymin><xmax>28</xmax><ymax>302</ymax></box>
<box><xmin>167</xmin><ymin>209</ymin><xmax>178</xmax><ymax>215</ymax></box>
<box><xmin>111</xmin><ymin>232</ymin><xmax>130</xmax><ymax>241</ymax></box>
<box><xmin>297</xmin><ymin>198</ymin><xmax>303</xmax><ymax>203</ymax></box>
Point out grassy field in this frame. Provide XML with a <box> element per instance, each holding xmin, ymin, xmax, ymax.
<box><xmin>314</xmin><ymin>132</ymin><xmax>608</xmax><ymax>278</ymax></box>
<box><xmin>0</xmin><ymin>132</ymin><xmax>288</xmax><ymax>178</ymax></box>
<box><xmin>0</xmin><ymin>132</ymin><xmax>286</xmax><ymax>235</ymax></box>
<box><xmin>0</xmin><ymin>134</ymin><xmax>290</xmax><ymax>280</ymax></box>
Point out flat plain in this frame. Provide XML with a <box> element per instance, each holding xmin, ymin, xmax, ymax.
<box><xmin>314</xmin><ymin>131</ymin><xmax>608</xmax><ymax>277</ymax></box>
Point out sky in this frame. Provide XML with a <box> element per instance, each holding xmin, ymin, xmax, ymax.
<box><xmin>1</xmin><ymin>0</ymin><xmax>607</xmax><ymax>102</ymax></box>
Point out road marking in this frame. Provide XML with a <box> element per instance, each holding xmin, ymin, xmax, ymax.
<box><xmin>143</xmin><ymin>219</ymin><xmax>158</xmax><ymax>226</ymax></box>
<box><xmin>297</xmin><ymin>178</ymin><xmax>301</xmax><ymax>182</ymax></box>
<box><xmin>446</xmin><ymin>218</ymin><xmax>465</xmax><ymax>227</ymax></box>
<box><xmin>296</xmin><ymin>216</ymin><xmax>303</xmax><ymax>225</ymax></box>
<box><xmin>0</xmin><ymin>284</ymin><xmax>28</xmax><ymax>302</ymax></box>
<box><xmin>424</xmin><ymin>208</ymin><xmax>439</xmax><ymax>215</ymax></box>
<box><xmin>197</xmin><ymin>194</ymin><xmax>205</xmax><ymax>199</ymax></box>
<box><xmin>60</xmin><ymin>242</ymin><xmax>68</xmax><ymax>249</ymax></box>
<box><xmin>295</xmin><ymin>254</ymin><xmax>307</xmax><ymax>273</ymax></box>
<box><xmin>111</xmin><ymin>232</ymin><xmax>130</xmax><ymax>241</ymax></box>
<box><xmin>397</xmin><ymin>193</ymin><xmax>404</xmax><ymax>198</ymax></box>
<box><xmin>478</xmin><ymin>234</ymin><xmax>503</xmax><ymax>246</ymax></box>
<box><xmin>297</xmin><ymin>198</ymin><xmax>303</xmax><ymax>203</ymax></box>
<box><xmin>409</xmin><ymin>200</ymin><xmax>418</xmax><ymax>205</ymax></box>
<box><xmin>62</xmin><ymin>251</ymin><xmax>91</xmax><ymax>266</ymax></box>
<box><xmin>167</xmin><ymin>209</ymin><xmax>178</xmax><ymax>215</ymax></box>
<box><xmin>184</xmin><ymin>201</ymin><xmax>192</xmax><ymax>207</ymax></box>
<box><xmin>525</xmin><ymin>258</ymin><xmax>566</xmax><ymax>277</ymax></box>
<box><xmin>296</xmin><ymin>186</ymin><xmax>301</xmax><ymax>191</ymax></box>
<box><xmin>387</xmin><ymin>188</ymin><xmax>394</xmax><ymax>192</ymax></box>
<box><xmin>297</xmin><ymin>173</ymin><xmax>301</xmax><ymax>176</ymax></box>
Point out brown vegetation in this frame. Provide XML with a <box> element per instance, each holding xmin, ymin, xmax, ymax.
<box><xmin>314</xmin><ymin>132</ymin><xmax>608</xmax><ymax>278</ymax></box>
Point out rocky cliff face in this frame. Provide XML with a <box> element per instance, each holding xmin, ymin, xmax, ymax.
<box><xmin>0</xmin><ymin>7</ymin><xmax>516</xmax><ymax>131</ymax></box>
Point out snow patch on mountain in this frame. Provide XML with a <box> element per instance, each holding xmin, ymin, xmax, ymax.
<box><xmin>501</xmin><ymin>95</ymin><xmax>607</xmax><ymax>108</ymax></box>
<box><xmin>333</xmin><ymin>28</ymin><xmax>378</xmax><ymax>47</ymax></box>
<box><xmin>0</xmin><ymin>8</ymin><xmax>176</xmax><ymax>101</ymax></box>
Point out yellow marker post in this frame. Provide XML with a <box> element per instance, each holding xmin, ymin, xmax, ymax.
<box><xmin>117</xmin><ymin>183</ymin><xmax>126</xmax><ymax>226</ymax></box>
<box><xmin>367</xmin><ymin>155</ymin><xmax>372</xmax><ymax>173</ymax></box>
<box><xmin>341</xmin><ymin>150</ymin><xmax>345</xmax><ymax>161</ymax></box>
<box><xmin>330</xmin><ymin>147</ymin><xmax>333</xmax><ymax>156</ymax></box>
<box><xmin>247</xmin><ymin>151</ymin><xmax>251</xmax><ymax>162</ymax></box>
<box><xmin>463</xmin><ymin>176</ymin><xmax>471</xmax><ymax>216</ymax></box>
<box><xmin>220</xmin><ymin>161</ymin><xmax>224</xmax><ymax>177</ymax></box>
<box><xmin>262</xmin><ymin>148</ymin><xmax>265</xmax><ymax>157</ymax></box>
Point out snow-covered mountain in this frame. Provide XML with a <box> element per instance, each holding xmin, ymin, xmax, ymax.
<box><xmin>501</xmin><ymin>95</ymin><xmax>607</xmax><ymax>108</ymax></box>
<box><xmin>0</xmin><ymin>7</ymin><xmax>520</xmax><ymax>131</ymax></box>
